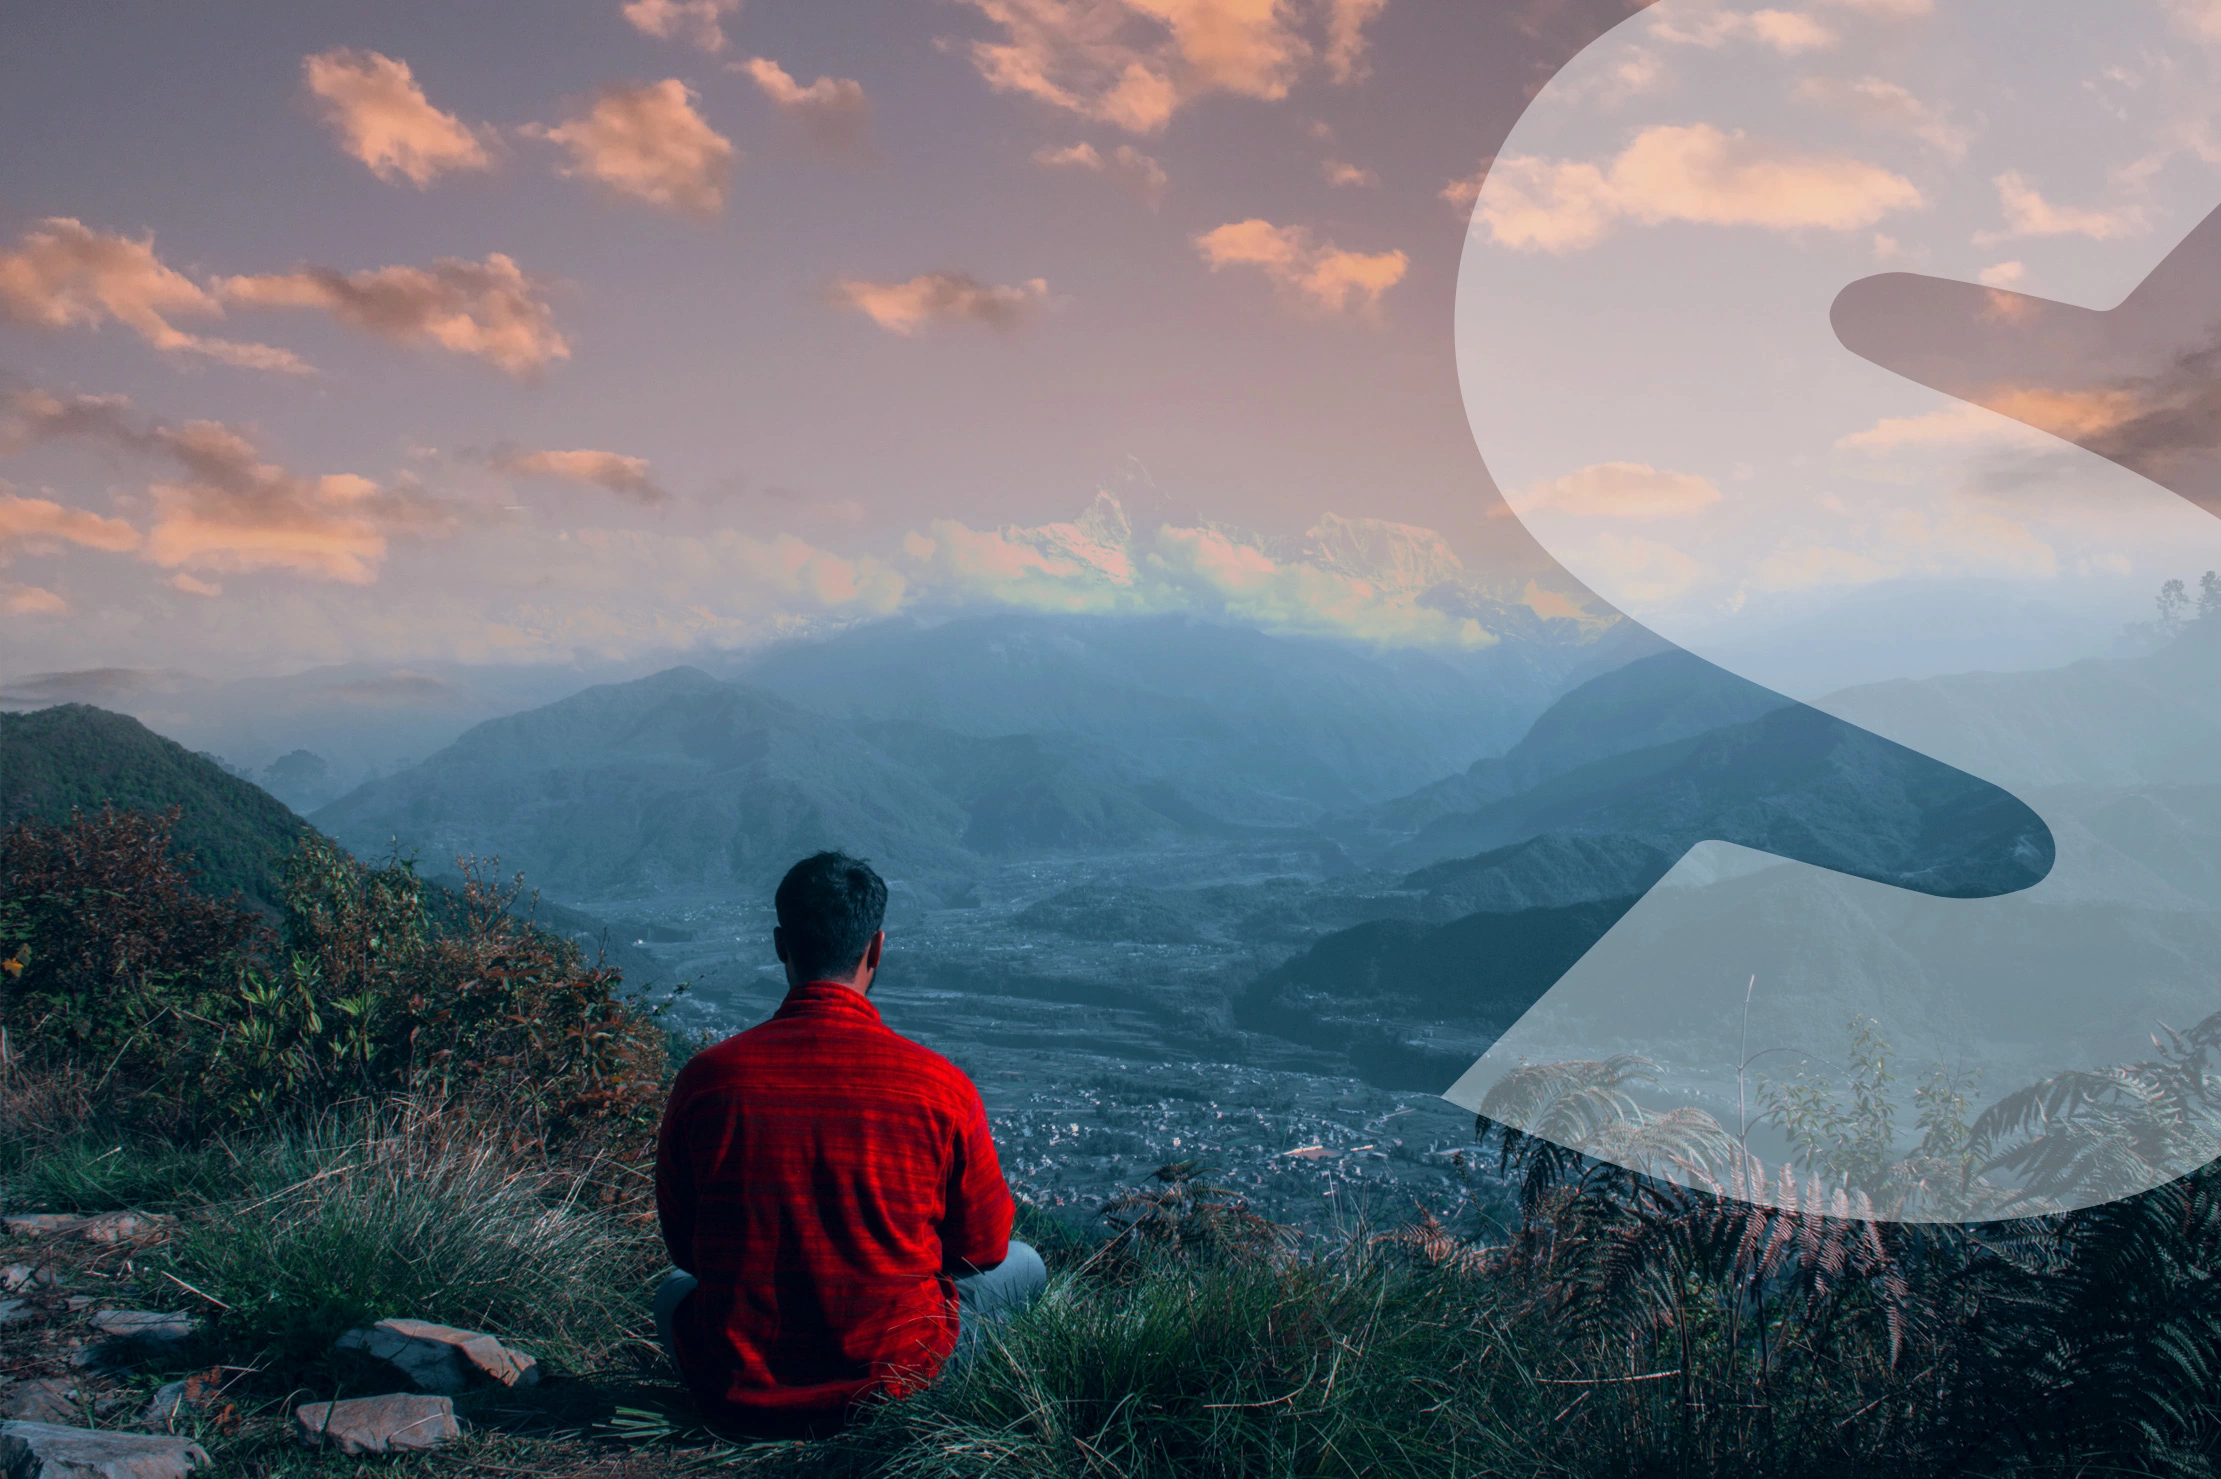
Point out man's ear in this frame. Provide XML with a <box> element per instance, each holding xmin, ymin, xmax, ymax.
<box><xmin>864</xmin><ymin>930</ymin><xmax>884</xmax><ymax>970</ymax></box>
<box><xmin>773</xmin><ymin>926</ymin><xmax>789</xmax><ymax>964</ymax></box>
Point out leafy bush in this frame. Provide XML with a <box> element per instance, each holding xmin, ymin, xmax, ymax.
<box><xmin>0</xmin><ymin>807</ymin><xmax>676</xmax><ymax>1145</ymax></box>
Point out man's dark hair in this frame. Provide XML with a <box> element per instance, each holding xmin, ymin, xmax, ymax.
<box><xmin>774</xmin><ymin>851</ymin><xmax>888</xmax><ymax>981</ymax></box>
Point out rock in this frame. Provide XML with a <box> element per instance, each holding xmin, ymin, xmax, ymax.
<box><xmin>0</xmin><ymin>1382</ymin><xmax>79</xmax><ymax>1426</ymax></box>
<box><xmin>332</xmin><ymin>1318</ymin><xmax>538</xmax><ymax>1393</ymax></box>
<box><xmin>293</xmin><ymin>1394</ymin><xmax>459</xmax><ymax>1455</ymax></box>
<box><xmin>0</xmin><ymin>1268</ymin><xmax>55</xmax><ymax>1294</ymax></box>
<box><xmin>61</xmin><ymin>1301</ymin><xmax>92</xmax><ymax>1314</ymax></box>
<box><xmin>0</xmin><ymin>1215</ymin><xmax>165</xmax><ymax>1246</ymax></box>
<box><xmin>136</xmin><ymin>1385</ymin><xmax>186</xmax><ymax>1431</ymax></box>
<box><xmin>0</xmin><ymin>1419</ymin><xmax>208</xmax><ymax>1477</ymax></box>
<box><xmin>70</xmin><ymin>1311</ymin><xmax>198</xmax><ymax>1375</ymax></box>
<box><xmin>85</xmin><ymin>1313</ymin><xmax>193</xmax><ymax>1345</ymax></box>
<box><xmin>0</xmin><ymin>1302</ymin><xmax>30</xmax><ymax>1328</ymax></box>
<box><xmin>71</xmin><ymin>1216</ymin><xmax>161</xmax><ymax>1247</ymax></box>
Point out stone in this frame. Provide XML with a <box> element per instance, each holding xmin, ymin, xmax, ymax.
<box><xmin>0</xmin><ymin>1382</ymin><xmax>79</xmax><ymax>1426</ymax></box>
<box><xmin>70</xmin><ymin>1311</ymin><xmax>198</xmax><ymax>1375</ymax></box>
<box><xmin>135</xmin><ymin>1386</ymin><xmax>186</xmax><ymax>1431</ymax></box>
<box><xmin>85</xmin><ymin>1313</ymin><xmax>192</xmax><ymax>1345</ymax></box>
<box><xmin>71</xmin><ymin>1216</ymin><xmax>161</xmax><ymax>1247</ymax></box>
<box><xmin>0</xmin><ymin>1268</ymin><xmax>55</xmax><ymax>1294</ymax></box>
<box><xmin>0</xmin><ymin>1302</ymin><xmax>29</xmax><ymax>1328</ymax></box>
<box><xmin>293</xmin><ymin>1394</ymin><xmax>459</xmax><ymax>1455</ymax></box>
<box><xmin>0</xmin><ymin>1215</ymin><xmax>165</xmax><ymax>1246</ymax></box>
<box><xmin>333</xmin><ymin>1318</ymin><xmax>537</xmax><ymax>1393</ymax></box>
<box><xmin>0</xmin><ymin>1419</ymin><xmax>208</xmax><ymax>1478</ymax></box>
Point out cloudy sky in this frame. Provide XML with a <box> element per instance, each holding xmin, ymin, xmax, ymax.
<box><xmin>1</xmin><ymin>0</ymin><xmax>1649</xmax><ymax>678</ymax></box>
<box><xmin>1455</xmin><ymin>0</ymin><xmax>2221</xmax><ymax>697</ymax></box>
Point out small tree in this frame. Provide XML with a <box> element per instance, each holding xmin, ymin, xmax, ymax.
<box><xmin>2158</xmin><ymin>578</ymin><xmax>2191</xmax><ymax>633</ymax></box>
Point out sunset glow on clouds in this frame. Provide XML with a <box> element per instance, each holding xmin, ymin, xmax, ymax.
<box><xmin>0</xmin><ymin>489</ymin><xmax>142</xmax><ymax>558</ymax></box>
<box><xmin>0</xmin><ymin>220</ymin><xmax>567</xmax><ymax>377</ymax></box>
<box><xmin>622</xmin><ymin>0</ymin><xmax>741</xmax><ymax>52</ymax></box>
<box><xmin>956</xmin><ymin>0</ymin><xmax>1386</xmax><ymax>133</ymax></box>
<box><xmin>737</xmin><ymin>58</ymin><xmax>873</xmax><ymax>157</ymax></box>
<box><xmin>303</xmin><ymin>50</ymin><xmax>494</xmax><ymax>187</ymax></box>
<box><xmin>215</xmin><ymin>254</ymin><xmax>569</xmax><ymax>377</ymax></box>
<box><xmin>1193</xmin><ymin>218</ymin><xmax>1407</xmax><ymax>314</ymax></box>
<box><xmin>14</xmin><ymin>0</ymin><xmax>1629</xmax><ymax>673</ymax></box>
<box><xmin>7</xmin><ymin>391</ymin><xmax>453</xmax><ymax>585</ymax></box>
<box><xmin>0</xmin><ymin>219</ymin><xmax>305</xmax><ymax>372</ymax></box>
<box><xmin>533</xmin><ymin>80</ymin><xmax>734</xmax><ymax>214</ymax></box>
<box><xmin>825</xmin><ymin>272</ymin><xmax>1050</xmax><ymax>334</ymax></box>
<box><xmin>492</xmin><ymin>447</ymin><xmax>667</xmax><ymax>505</ymax></box>
<box><xmin>1478</xmin><ymin>124</ymin><xmax>1921</xmax><ymax>252</ymax></box>
<box><xmin>1033</xmin><ymin>141</ymin><xmax>1167</xmax><ymax>207</ymax></box>
<box><xmin>899</xmin><ymin>494</ymin><xmax>1499</xmax><ymax>647</ymax></box>
<box><xmin>1978</xmin><ymin>169</ymin><xmax>2148</xmax><ymax>243</ymax></box>
<box><xmin>1513</xmin><ymin>462</ymin><xmax>1725</xmax><ymax>519</ymax></box>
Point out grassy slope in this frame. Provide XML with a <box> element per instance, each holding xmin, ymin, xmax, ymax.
<box><xmin>0</xmin><ymin>704</ymin><xmax>310</xmax><ymax>910</ymax></box>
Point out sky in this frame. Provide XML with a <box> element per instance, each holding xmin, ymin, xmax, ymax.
<box><xmin>1454</xmin><ymin>0</ymin><xmax>2221</xmax><ymax>699</ymax></box>
<box><xmin>0</xmin><ymin>0</ymin><xmax>1647</xmax><ymax>680</ymax></box>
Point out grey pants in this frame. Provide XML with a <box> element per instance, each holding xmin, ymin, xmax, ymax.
<box><xmin>656</xmin><ymin>1239</ymin><xmax>1048</xmax><ymax>1375</ymax></box>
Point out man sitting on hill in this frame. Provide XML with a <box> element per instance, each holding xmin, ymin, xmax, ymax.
<box><xmin>654</xmin><ymin>851</ymin><xmax>1046</xmax><ymax>1439</ymax></box>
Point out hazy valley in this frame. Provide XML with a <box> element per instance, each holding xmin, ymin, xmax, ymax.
<box><xmin>12</xmin><ymin>605</ymin><xmax>2221</xmax><ymax>1225</ymax></box>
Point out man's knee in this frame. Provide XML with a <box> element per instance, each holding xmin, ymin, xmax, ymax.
<box><xmin>1001</xmin><ymin>1239</ymin><xmax>1048</xmax><ymax>1303</ymax></box>
<box><xmin>956</xmin><ymin>1238</ymin><xmax>1048</xmax><ymax>1322</ymax></box>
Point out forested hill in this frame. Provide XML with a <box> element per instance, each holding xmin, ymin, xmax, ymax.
<box><xmin>0</xmin><ymin>704</ymin><xmax>310</xmax><ymax>910</ymax></box>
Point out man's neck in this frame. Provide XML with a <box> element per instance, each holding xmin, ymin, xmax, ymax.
<box><xmin>796</xmin><ymin>973</ymin><xmax>871</xmax><ymax>998</ymax></box>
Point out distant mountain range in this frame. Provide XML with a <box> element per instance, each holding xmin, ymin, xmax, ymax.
<box><xmin>1242</xmin><ymin>620</ymin><xmax>2221</xmax><ymax>1092</ymax></box>
<box><xmin>310</xmin><ymin>612</ymin><xmax>1655</xmax><ymax>902</ymax></box>
<box><xmin>723</xmin><ymin>611</ymin><xmax>1654</xmax><ymax>818</ymax></box>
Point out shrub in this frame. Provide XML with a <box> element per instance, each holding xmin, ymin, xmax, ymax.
<box><xmin>1</xmin><ymin>809</ymin><xmax>677</xmax><ymax>1148</ymax></box>
<box><xmin>0</xmin><ymin>806</ymin><xmax>272</xmax><ymax>1132</ymax></box>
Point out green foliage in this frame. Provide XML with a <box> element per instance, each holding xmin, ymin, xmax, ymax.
<box><xmin>0</xmin><ymin>804</ymin><xmax>275</xmax><ymax>1131</ymax></box>
<box><xmin>1760</xmin><ymin>1014</ymin><xmax>1899</xmax><ymax>1192</ymax></box>
<box><xmin>0</xmin><ymin>1131</ymin><xmax>242</xmax><ymax>1213</ymax></box>
<box><xmin>158</xmin><ymin>1104</ymin><xmax>663</xmax><ymax>1372</ymax></box>
<box><xmin>1</xmin><ymin>807</ymin><xmax>678</xmax><ymax>1142</ymax></box>
<box><xmin>0</xmin><ymin>705</ymin><xmax>311</xmax><ymax>910</ymax></box>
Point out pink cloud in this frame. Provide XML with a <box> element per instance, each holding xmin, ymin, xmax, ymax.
<box><xmin>1193</xmin><ymin>218</ymin><xmax>1407</xmax><ymax>315</ymax></box>
<box><xmin>6</xmin><ymin>390</ymin><xmax>459</xmax><ymax>584</ymax></box>
<box><xmin>1032</xmin><ymin>140</ymin><xmax>1167</xmax><ymax>206</ymax></box>
<box><xmin>737</xmin><ymin>57</ymin><xmax>872</xmax><ymax>157</ymax></box>
<box><xmin>1478</xmin><ymin>124</ymin><xmax>1921</xmax><ymax>252</ymax></box>
<box><xmin>302</xmin><ymin>50</ymin><xmax>494</xmax><ymax>187</ymax></box>
<box><xmin>0</xmin><ymin>490</ymin><xmax>141</xmax><ymax>557</ymax></box>
<box><xmin>0</xmin><ymin>219</ymin><xmax>306</xmax><ymax>372</ymax></box>
<box><xmin>217</xmin><ymin>254</ymin><xmax>568</xmax><ymax>377</ymax></box>
<box><xmin>532</xmin><ymin>80</ymin><xmax>735</xmax><ymax>214</ymax></box>
<box><xmin>957</xmin><ymin>0</ymin><xmax>1377</xmax><ymax>134</ymax></box>
<box><xmin>492</xmin><ymin>446</ymin><xmax>667</xmax><ymax>504</ymax></box>
<box><xmin>826</xmin><ymin>272</ymin><xmax>1048</xmax><ymax>334</ymax></box>
<box><xmin>622</xmin><ymin>0</ymin><xmax>741</xmax><ymax>52</ymax></box>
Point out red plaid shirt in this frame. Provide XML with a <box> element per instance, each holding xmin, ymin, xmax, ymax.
<box><xmin>655</xmin><ymin>981</ymin><xmax>1015</xmax><ymax>1436</ymax></box>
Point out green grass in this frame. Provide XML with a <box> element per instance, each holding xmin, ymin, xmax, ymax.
<box><xmin>0</xmin><ymin>1130</ymin><xmax>244</xmax><ymax>1213</ymax></box>
<box><xmin>5</xmin><ymin>1093</ymin><xmax>2217</xmax><ymax>1478</ymax></box>
<box><xmin>152</xmin><ymin>1104</ymin><xmax>664</xmax><ymax>1373</ymax></box>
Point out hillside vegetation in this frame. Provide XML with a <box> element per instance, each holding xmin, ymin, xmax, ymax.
<box><xmin>0</xmin><ymin>704</ymin><xmax>311</xmax><ymax>909</ymax></box>
<box><xmin>3</xmin><ymin>801</ymin><xmax>2219</xmax><ymax>1476</ymax></box>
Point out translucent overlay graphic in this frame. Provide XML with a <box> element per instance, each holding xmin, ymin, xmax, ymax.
<box><xmin>1451</xmin><ymin>0</ymin><xmax>2221</xmax><ymax>1218</ymax></box>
